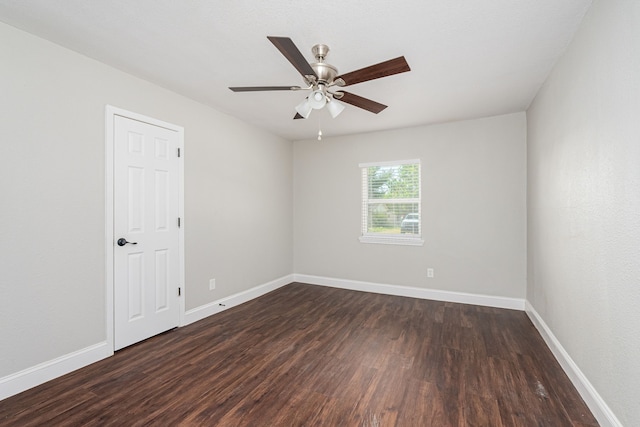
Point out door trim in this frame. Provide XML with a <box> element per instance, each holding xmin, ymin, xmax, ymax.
<box><xmin>105</xmin><ymin>105</ymin><xmax>185</xmax><ymax>352</ymax></box>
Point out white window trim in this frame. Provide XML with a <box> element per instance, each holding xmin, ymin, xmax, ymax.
<box><xmin>359</xmin><ymin>159</ymin><xmax>424</xmax><ymax>246</ymax></box>
<box><xmin>359</xmin><ymin>234</ymin><xmax>425</xmax><ymax>246</ymax></box>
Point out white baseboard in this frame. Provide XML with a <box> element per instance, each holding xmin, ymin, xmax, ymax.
<box><xmin>182</xmin><ymin>274</ymin><xmax>294</xmax><ymax>326</ymax></box>
<box><xmin>525</xmin><ymin>301</ymin><xmax>622</xmax><ymax>427</ymax></box>
<box><xmin>0</xmin><ymin>341</ymin><xmax>112</xmax><ymax>401</ymax></box>
<box><xmin>294</xmin><ymin>274</ymin><xmax>525</xmax><ymax>310</ymax></box>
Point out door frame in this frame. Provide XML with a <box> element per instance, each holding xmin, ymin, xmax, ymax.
<box><xmin>105</xmin><ymin>105</ymin><xmax>185</xmax><ymax>352</ymax></box>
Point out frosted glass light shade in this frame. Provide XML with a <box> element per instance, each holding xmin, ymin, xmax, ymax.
<box><xmin>295</xmin><ymin>98</ymin><xmax>312</xmax><ymax>119</ymax></box>
<box><xmin>308</xmin><ymin>90</ymin><xmax>327</xmax><ymax>109</ymax></box>
<box><xmin>326</xmin><ymin>99</ymin><xmax>345</xmax><ymax>118</ymax></box>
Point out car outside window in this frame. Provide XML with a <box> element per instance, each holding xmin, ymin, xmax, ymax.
<box><xmin>401</xmin><ymin>213</ymin><xmax>419</xmax><ymax>234</ymax></box>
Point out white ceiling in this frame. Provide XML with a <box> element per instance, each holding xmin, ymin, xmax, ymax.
<box><xmin>0</xmin><ymin>0</ymin><xmax>592</xmax><ymax>141</ymax></box>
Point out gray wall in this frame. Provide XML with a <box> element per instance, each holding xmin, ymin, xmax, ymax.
<box><xmin>293</xmin><ymin>113</ymin><xmax>527</xmax><ymax>298</ymax></box>
<box><xmin>527</xmin><ymin>0</ymin><xmax>640</xmax><ymax>424</ymax></box>
<box><xmin>0</xmin><ymin>22</ymin><xmax>293</xmax><ymax>377</ymax></box>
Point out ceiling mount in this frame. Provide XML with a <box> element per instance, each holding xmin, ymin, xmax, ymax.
<box><xmin>312</xmin><ymin>44</ymin><xmax>330</xmax><ymax>61</ymax></box>
<box><xmin>229</xmin><ymin>36</ymin><xmax>411</xmax><ymax>120</ymax></box>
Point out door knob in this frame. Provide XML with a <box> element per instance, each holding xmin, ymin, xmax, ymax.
<box><xmin>117</xmin><ymin>238</ymin><xmax>138</xmax><ymax>246</ymax></box>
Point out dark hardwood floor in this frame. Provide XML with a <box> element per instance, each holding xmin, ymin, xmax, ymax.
<box><xmin>0</xmin><ymin>283</ymin><xmax>598</xmax><ymax>426</ymax></box>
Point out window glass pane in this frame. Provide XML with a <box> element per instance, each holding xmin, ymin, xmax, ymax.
<box><xmin>367</xmin><ymin>202</ymin><xmax>419</xmax><ymax>234</ymax></box>
<box><xmin>367</xmin><ymin>164</ymin><xmax>419</xmax><ymax>199</ymax></box>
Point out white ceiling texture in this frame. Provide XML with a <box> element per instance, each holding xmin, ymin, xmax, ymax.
<box><xmin>0</xmin><ymin>0</ymin><xmax>592</xmax><ymax>141</ymax></box>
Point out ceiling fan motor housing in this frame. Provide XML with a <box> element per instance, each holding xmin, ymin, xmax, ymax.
<box><xmin>310</xmin><ymin>62</ymin><xmax>338</xmax><ymax>86</ymax></box>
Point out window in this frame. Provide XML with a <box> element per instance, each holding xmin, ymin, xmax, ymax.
<box><xmin>359</xmin><ymin>159</ymin><xmax>423</xmax><ymax>246</ymax></box>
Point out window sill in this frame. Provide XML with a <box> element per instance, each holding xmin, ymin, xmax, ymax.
<box><xmin>359</xmin><ymin>235</ymin><xmax>424</xmax><ymax>246</ymax></box>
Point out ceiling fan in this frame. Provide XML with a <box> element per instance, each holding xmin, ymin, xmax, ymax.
<box><xmin>229</xmin><ymin>36</ymin><xmax>411</xmax><ymax>120</ymax></box>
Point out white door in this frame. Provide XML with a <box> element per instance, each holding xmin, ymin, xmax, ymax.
<box><xmin>114</xmin><ymin>115</ymin><xmax>181</xmax><ymax>350</ymax></box>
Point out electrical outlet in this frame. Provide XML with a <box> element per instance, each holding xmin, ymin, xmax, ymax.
<box><xmin>209</xmin><ymin>278</ymin><xmax>216</xmax><ymax>290</ymax></box>
<box><xmin>427</xmin><ymin>268</ymin><xmax>434</xmax><ymax>278</ymax></box>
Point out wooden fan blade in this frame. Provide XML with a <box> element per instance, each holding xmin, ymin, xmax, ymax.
<box><xmin>229</xmin><ymin>86</ymin><xmax>300</xmax><ymax>92</ymax></box>
<box><xmin>267</xmin><ymin>36</ymin><xmax>317</xmax><ymax>79</ymax></box>
<box><xmin>293</xmin><ymin>113</ymin><xmax>305</xmax><ymax>120</ymax></box>
<box><xmin>335</xmin><ymin>91</ymin><xmax>387</xmax><ymax>114</ymax></box>
<box><xmin>336</xmin><ymin>56</ymin><xmax>410</xmax><ymax>86</ymax></box>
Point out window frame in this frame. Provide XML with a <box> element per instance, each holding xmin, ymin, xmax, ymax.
<box><xmin>359</xmin><ymin>159</ymin><xmax>424</xmax><ymax>246</ymax></box>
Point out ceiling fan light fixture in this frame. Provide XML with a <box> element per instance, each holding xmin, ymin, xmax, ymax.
<box><xmin>326</xmin><ymin>98</ymin><xmax>346</xmax><ymax>118</ymax></box>
<box><xmin>295</xmin><ymin>98</ymin><xmax>312</xmax><ymax>119</ymax></box>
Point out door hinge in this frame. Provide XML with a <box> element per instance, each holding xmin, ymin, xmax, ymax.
<box><xmin>178</xmin><ymin>287</ymin><xmax>181</xmax><ymax>296</ymax></box>
<box><xmin>178</xmin><ymin>217</ymin><xmax>181</xmax><ymax>228</ymax></box>
<box><xmin>177</xmin><ymin>147</ymin><xmax>181</xmax><ymax>157</ymax></box>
